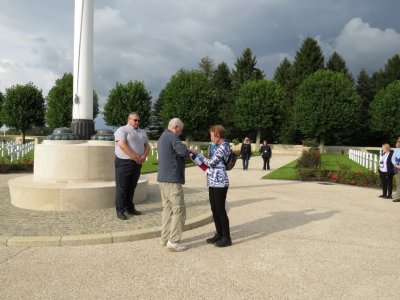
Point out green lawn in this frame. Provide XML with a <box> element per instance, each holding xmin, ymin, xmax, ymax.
<box><xmin>264</xmin><ymin>153</ymin><xmax>369</xmax><ymax>180</ymax></box>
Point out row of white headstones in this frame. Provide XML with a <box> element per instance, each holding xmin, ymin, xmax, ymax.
<box><xmin>1</xmin><ymin>141</ymin><xmax>35</xmax><ymax>162</ymax></box>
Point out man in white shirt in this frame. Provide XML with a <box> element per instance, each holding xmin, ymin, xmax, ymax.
<box><xmin>114</xmin><ymin>112</ymin><xmax>150</xmax><ymax>220</ymax></box>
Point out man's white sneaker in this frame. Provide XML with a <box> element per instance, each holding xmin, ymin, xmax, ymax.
<box><xmin>166</xmin><ymin>241</ymin><xmax>187</xmax><ymax>252</ymax></box>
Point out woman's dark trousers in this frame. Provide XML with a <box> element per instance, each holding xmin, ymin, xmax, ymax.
<box><xmin>263</xmin><ymin>157</ymin><xmax>270</xmax><ymax>170</ymax></box>
<box><xmin>379</xmin><ymin>171</ymin><xmax>393</xmax><ymax>197</ymax></box>
<box><xmin>209</xmin><ymin>187</ymin><xmax>230</xmax><ymax>238</ymax></box>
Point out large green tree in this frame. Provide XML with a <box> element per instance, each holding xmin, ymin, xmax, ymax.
<box><xmin>103</xmin><ymin>80</ymin><xmax>152</xmax><ymax>128</ymax></box>
<box><xmin>235</xmin><ymin>79</ymin><xmax>284</xmax><ymax>148</ymax></box>
<box><xmin>159</xmin><ymin>69</ymin><xmax>217</xmax><ymax>141</ymax></box>
<box><xmin>293</xmin><ymin>70</ymin><xmax>361</xmax><ymax>148</ymax></box>
<box><xmin>46</xmin><ymin>72</ymin><xmax>99</xmax><ymax>129</ymax></box>
<box><xmin>370</xmin><ymin>80</ymin><xmax>400</xmax><ymax>141</ymax></box>
<box><xmin>3</xmin><ymin>83</ymin><xmax>45</xmax><ymax>143</ymax></box>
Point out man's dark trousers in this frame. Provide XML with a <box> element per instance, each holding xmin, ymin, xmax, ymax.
<box><xmin>115</xmin><ymin>157</ymin><xmax>141</xmax><ymax>214</ymax></box>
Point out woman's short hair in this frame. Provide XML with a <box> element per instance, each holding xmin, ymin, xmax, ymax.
<box><xmin>209</xmin><ymin>125</ymin><xmax>225</xmax><ymax>138</ymax></box>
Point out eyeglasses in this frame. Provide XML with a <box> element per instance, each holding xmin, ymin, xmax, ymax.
<box><xmin>130</xmin><ymin>118</ymin><xmax>140</xmax><ymax>122</ymax></box>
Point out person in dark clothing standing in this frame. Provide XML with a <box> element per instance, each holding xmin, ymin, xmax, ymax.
<box><xmin>378</xmin><ymin>143</ymin><xmax>394</xmax><ymax>199</ymax></box>
<box><xmin>259</xmin><ymin>140</ymin><xmax>272</xmax><ymax>170</ymax></box>
<box><xmin>240</xmin><ymin>137</ymin><xmax>251</xmax><ymax>170</ymax></box>
<box><xmin>114</xmin><ymin>112</ymin><xmax>150</xmax><ymax>220</ymax></box>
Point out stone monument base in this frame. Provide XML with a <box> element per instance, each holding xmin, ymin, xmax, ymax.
<box><xmin>8</xmin><ymin>140</ymin><xmax>149</xmax><ymax>211</ymax></box>
<box><xmin>9</xmin><ymin>175</ymin><xmax>148</xmax><ymax>211</ymax></box>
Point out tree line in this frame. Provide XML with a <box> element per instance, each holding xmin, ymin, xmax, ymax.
<box><xmin>1</xmin><ymin>36</ymin><xmax>399</xmax><ymax>146</ymax></box>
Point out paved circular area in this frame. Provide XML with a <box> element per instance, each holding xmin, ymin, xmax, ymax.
<box><xmin>0</xmin><ymin>177</ymin><xmax>212</xmax><ymax>247</ymax></box>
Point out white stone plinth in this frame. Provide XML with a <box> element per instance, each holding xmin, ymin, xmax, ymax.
<box><xmin>9</xmin><ymin>141</ymin><xmax>149</xmax><ymax>211</ymax></box>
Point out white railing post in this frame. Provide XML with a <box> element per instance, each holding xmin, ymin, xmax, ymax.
<box><xmin>373</xmin><ymin>154</ymin><xmax>378</xmax><ymax>173</ymax></box>
<box><xmin>348</xmin><ymin>149</ymin><xmax>379</xmax><ymax>173</ymax></box>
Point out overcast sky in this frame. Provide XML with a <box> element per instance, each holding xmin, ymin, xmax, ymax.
<box><xmin>1</xmin><ymin>0</ymin><xmax>400</xmax><ymax>129</ymax></box>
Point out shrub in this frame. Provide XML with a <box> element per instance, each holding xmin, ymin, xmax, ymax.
<box><xmin>296</xmin><ymin>148</ymin><xmax>321</xmax><ymax>168</ymax></box>
<box><xmin>232</xmin><ymin>138</ymin><xmax>240</xmax><ymax>146</ymax></box>
<box><xmin>296</xmin><ymin>167</ymin><xmax>318</xmax><ymax>181</ymax></box>
<box><xmin>323</xmin><ymin>164</ymin><xmax>380</xmax><ymax>188</ymax></box>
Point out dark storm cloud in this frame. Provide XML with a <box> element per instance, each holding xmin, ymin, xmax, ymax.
<box><xmin>1</xmin><ymin>0</ymin><xmax>400</xmax><ymax>116</ymax></box>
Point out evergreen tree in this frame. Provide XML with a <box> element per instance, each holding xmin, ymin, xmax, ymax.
<box><xmin>147</xmin><ymin>95</ymin><xmax>164</xmax><ymax>140</ymax></box>
<box><xmin>212</xmin><ymin>62</ymin><xmax>234</xmax><ymax>134</ymax></box>
<box><xmin>231</xmin><ymin>48</ymin><xmax>264</xmax><ymax>92</ymax></box>
<box><xmin>3</xmin><ymin>83</ymin><xmax>45</xmax><ymax>143</ymax></box>
<box><xmin>273</xmin><ymin>57</ymin><xmax>292</xmax><ymax>88</ymax></box>
<box><xmin>326</xmin><ymin>52</ymin><xmax>353</xmax><ymax>82</ymax></box>
<box><xmin>103</xmin><ymin>80</ymin><xmax>152</xmax><ymax>128</ymax></box>
<box><xmin>355</xmin><ymin>69</ymin><xmax>374</xmax><ymax>145</ymax></box>
<box><xmin>289</xmin><ymin>37</ymin><xmax>325</xmax><ymax>94</ymax></box>
<box><xmin>371</xmin><ymin>54</ymin><xmax>400</xmax><ymax>95</ymax></box>
<box><xmin>273</xmin><ymin>58</ymin><xmax>295</xmax><ymax>143</ymax></box>
<box><xmin>199</xmin><ymin>56</ymin><xmax>215</xmax><ymax>79</ymax></box>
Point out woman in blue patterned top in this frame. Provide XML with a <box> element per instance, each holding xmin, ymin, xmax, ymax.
<box><xmin>194</xmin><ymin>125</ymin><xmax>232</xmax><ymax>247</ymax></box>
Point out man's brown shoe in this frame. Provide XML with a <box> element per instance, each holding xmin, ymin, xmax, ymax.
<box><xmin>393</xmin><ymin>198</ymin><xmax>400</xmax><ymax>202</ymax></box>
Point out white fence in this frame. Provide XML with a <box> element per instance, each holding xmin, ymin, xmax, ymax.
<box><xmin>348</xmin><ymin>149</ymin><xmax>378</xmax><ymax>173</ymax></box>
<box><xmin>1</xmin><ymin>141</ymin><xmax>35</xmax><ymax>162</ymax></box>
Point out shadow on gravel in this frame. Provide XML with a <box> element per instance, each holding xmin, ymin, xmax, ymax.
<box><xmin>231</xmin><ymin>209</ymin><xmax>339</xmax><ymax>245</ymax></box>
<box><xmin>185</xmin><ymin>209</ymin><xmax>339</xmax><ymax>249</ymax></box>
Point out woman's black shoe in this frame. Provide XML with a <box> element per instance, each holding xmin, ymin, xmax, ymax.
<box><xmin>215</xmin><ymin>236</ymin><xmax>232</xmax><ymax>247</ymax></box>
<box><xmin>206</xmin><ymin>234</ymin><xmax>222</xmax><ymax>244</ymax></box>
